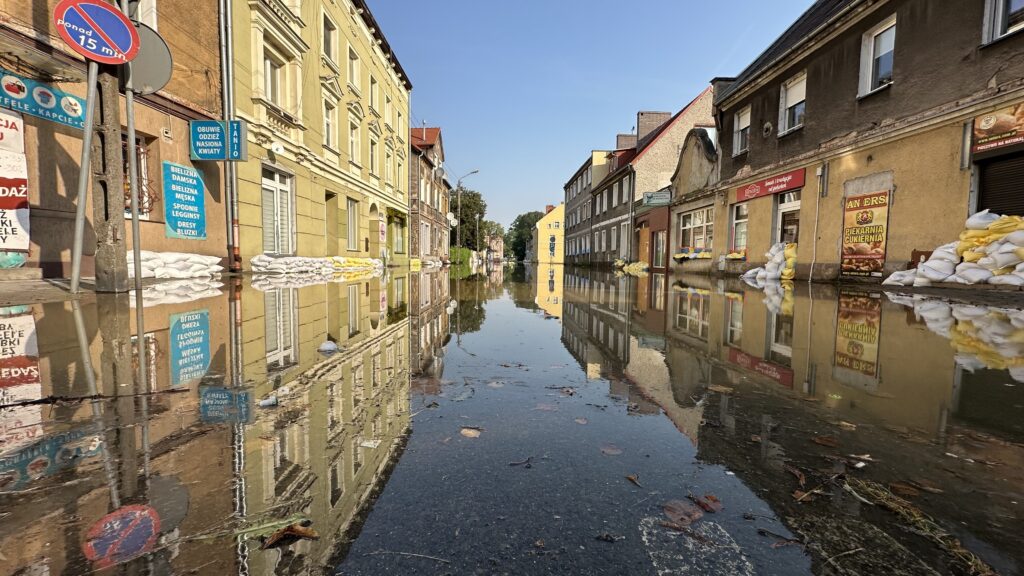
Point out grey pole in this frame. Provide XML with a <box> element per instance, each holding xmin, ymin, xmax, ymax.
<box><xmin>70</xmin><ymin>63</ymin><xmax>100</xmax><ymax>293</ymax></box>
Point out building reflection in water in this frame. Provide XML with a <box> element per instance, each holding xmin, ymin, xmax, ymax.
<box><xmin>0</xmin><ymin>271</ymin><xmax>414</xmax><ymax>575</ymax></box>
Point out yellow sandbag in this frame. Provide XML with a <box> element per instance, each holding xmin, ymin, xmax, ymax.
<box><xmin>960</xmin><ymin>229</ymin><xmax>990</xmax><ymax>241</ymax></box>
<box><xmin>1015</xmin><ymin>247</ymin><xmax>1024</xmax><ymax>260</ymax></box>
<box><xmin>986</xmin><ymin>216</ymin><xmax>1024</xmax><ymax>234</ymax></box>
<box><xmin>993</xmin><ymin>266</ymin><xmax>1015</xmax><ymax>276</ymax></box>
<box><xmin>956</xmin><ymin>240</ymin><xmax>980</xmax><ymax>256</ymax></box>
<box><xmin>784</xmin><ymin>243</ymin><xmax>798</xmax><ymax>260</ymax></box>
<box><xmin>781</xmin><ymin>267</ymin><xmax>795</xmax><ymax>280</ymax></box>
<box><xmin>785</xmin><ymin>257</ymin><xmax>797</xmax><ymax>269</ymax></box>
<box><xmin>963</xmin><ymin>250</ymin><xmax>984</xmax><ymax>263</ymax></box>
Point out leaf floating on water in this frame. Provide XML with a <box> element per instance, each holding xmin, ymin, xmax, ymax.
<box><xmin>687</xmin><ymin>493</ymin><xmax>723</xmax><ymax>513</ymax></box>
<box><xmin>261</xmin><ymin>521</ymin><xmax>320</xmax><ymax>549</ymax></box>
<box><xmin>560</xmin><ymin>387</ymin><xmax>577</xmax><ymax>396</ymax></box>
<box><xmin>459</xmin><ymin>426</ymin><xmax>483</xmax><ymax>438</ymax></box>
<box><xmin>662</xmin><ymin>500</ymin><xmax>703</xmax><ymax>526</ymax></box>
<box><xmin>535</xmin><ymin>403</ymin><xmax>559</xmax><ymax>412</ymax></box>
<box><xmin>487</xmin><ymin>381</ymin><xmax>504</xmax><ymax>388</ymax></box>
<box><xmin>888</xmin><ymin>482</ymin><xmax>921</xmax><ymax>498</ymax></box>
<box><xmin>792</xmin><ymin>490</ymin><xmax>817</xmax><ymax>502</ymax></box>
<box><xmin>750</xmin><ymin>435</ymin><xmax>762</xmax><ymax>443</ymax></box>
<box><xmin>626</xmin><ymin>474</ymin><xmax>643</xmax><ymax>488</ymax></box>
<box><xmin>838</xmin><ymin>421</ymin><xmax>857</xmax><ymax>431</ymax></box>
<box><xmin>908</xmin><ymin>479</ymin><xmax>944</xmax><ymax>494</ymax></box>
<box><xmin>574</xmin><ymin>417</ymin><xmax>588</xmax><ymax>425</ymax></box>
<box><xmin>600</xmin><ymin>444</ymin><xmax>623</xmax><ymax>456</ymax></box>
<box><xmin>595</xmin><ymin>532</ymin><xmax>624</xmax><ymax>543</ymax></box>
<box><xmin>785</xmin><ymin>465</ymin><xmax>806</xmax><ymax>488</ymax></box>
<box><xmin>812</xmin><ymin>435</ymin><xmax>840</xmax><ymax>448</ymax></box>
<box><xmin>707</xmin><ymin>384</ymin><xmax>734</xmax><ymax>394</ymax></box>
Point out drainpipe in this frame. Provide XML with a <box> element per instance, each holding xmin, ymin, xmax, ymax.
<box><xmin>627</xmin><ymin>167</ymin><xmax>636</xmax><ymax>262</ymax></box>
<box><xmin>808</xmin><ymin>161</ymin><xmax>828</xmax><ymax>282</ymax></box>
<box><xmin>219</xmin><ymin>0</ymin><xmax>240</xmax><ymax>271</ymax></box>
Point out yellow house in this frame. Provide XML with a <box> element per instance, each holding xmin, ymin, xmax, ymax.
<box><xmin>535</xmin><ymin>262</ymin><xmax>564</xmax><ymax>319</ymax></box>
<box><xmin>534</xmin><ymin>203</ymin><xmax>565</xmax><ymax>264</ymax></box>
<box><xmin>232</xmin><ymin>0</ymin><xmax>411</xmax><ymax>269</ymax></box>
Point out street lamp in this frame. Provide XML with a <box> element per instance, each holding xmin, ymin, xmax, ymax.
<box><xmin>455</xmin><ymin>169</ymin><xmax>479</xmax><ymax>261</ymax></box>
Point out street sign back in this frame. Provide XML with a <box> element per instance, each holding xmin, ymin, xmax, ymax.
<box><xmin>53</xmin><ymin>0</ymin><xmax>140</xmax><ymax>65</ymax></box>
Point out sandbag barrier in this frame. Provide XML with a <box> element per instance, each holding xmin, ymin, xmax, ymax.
<box><xmin>127</xmin><ymin>250</ymin><xmax>224</xmax><ymax>279</ymax></box>
<box><xmin>884</xmin><ymin>210</ymin><xmax>1024</xmax><ymax>288</ymax></box>
<box><xmin>250</xmin><ymin>267</ymin><xmax>382</xmax><ymax>291</ymax></box>
<box><xmin>885</xmin><ymin>292</ymin><xmax>1024</xmax><ymax>383</ymax></box>
<box><xmin>250</xmin><ymin>254</ymin><xmax>384</xmax><ymax>276</ymax></box>
<box><xmin>741</xmin><ymin>242</ymin><xmax>798</xmax><ymax>283</ymax></box>
<box><xmin>128</xmin><ymin>278</ymin><xmax>224</xmax><ymax>308</ymax></box>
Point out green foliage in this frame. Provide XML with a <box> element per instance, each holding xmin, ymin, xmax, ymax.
<box><xmin>451</xmin><ymin>188</ymin><xmax>487</xmax><ymax>250</ymax></box>
<box><xmin>505</xmin><ymin>211</ymin><xmax>545</xmax><ymax>262</ymax></box>
<box><xmin>450</xmin><ymin>246</ymin><xmax>473</xmax><ymax>265</ymax></box>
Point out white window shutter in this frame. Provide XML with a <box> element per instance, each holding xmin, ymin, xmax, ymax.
<box><xmin>262</xmin><ymin>187</ymin><xmax>277</xmax><ymax>253</ymax></box>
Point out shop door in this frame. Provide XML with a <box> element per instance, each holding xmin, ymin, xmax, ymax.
<box><xmin>979</xmin><ymin>151</ymin><xmax>1024</xmax><ymax>216</ymax></box>
<box><xmin>637</xmin><ymin>227</ymin><xmax>651</xmax><ymax>264</ymax></box>
<box><xmin>776</xmin><ymin>191</ymin><xmax>801</xmax><ymax>244</ymax></box>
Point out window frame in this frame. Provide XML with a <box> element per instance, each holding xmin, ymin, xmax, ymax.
<box><xmin>323</xmin><ymin>98</ymin><xmax>338</xmax><ymax>150</ymax></box>
<box><xmin>859</xmin><ymin>15</ymin><xmax>897</xmax><ymax>97</ymax></box>
<box><xmin>261</xmin><ymin>166</ymin><xmax>295</xmax><ymax>256</ymax></box>
<box><xmin>733</xmin><ymin>106</ymin><xmax>751</xmax><ymax>156</ymax></box>
<box><xmin>778</xmin><ymin>72</ymin><xmax>807</xmax><ymax>135</ymax></box>
<box><xmin>348</xmin><ymin>114</ymin><xmax>361</xmax><ymax>166</ymax></box>
<box><xmin>347</xmin><ymin>45</ymin><xmax>361</xmax><ymax>93</ymax></box>
<box><xmin>677</xmin><ymin>206</ymin><xmax>714</xmax><ymax>250</ymax></box>
<box><xmin>263</xmin><ymin>49</ymin><xmax>284</xmax><ymax>107</ymax></box>
<box><xmin>347</xmin><ymin>197</ymin><xmax>360</xmax><ymax>251</ymax></box>
<box><xmin>731</xmin><ymin>203</ymin><xmax>749</xmax><ymax>252</ymax></box>
<box><xmin>322</xmin><ymin>12</ymin><xmax>338</xmax><ymax>65</ymax></box>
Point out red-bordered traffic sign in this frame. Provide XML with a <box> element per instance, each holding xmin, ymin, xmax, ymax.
<box><xmin>53</xmin><ymin>0</ymin><xmax>140</xmax><ymax>65</ymax></box>
<box><xmin>82</xmin><ymin>504</ymin><xmax>161</xmax><ymax>568</ymax></box>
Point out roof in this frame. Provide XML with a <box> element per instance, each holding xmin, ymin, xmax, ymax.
<box><xmin>353</xmin><ymin>0</ymin><xmax>413</xmax><ymax>91</ymax></box>
<box><xmin>714</xmin><ymin>0</ymin><xmax>858</xmax><ymax>106</ymax></box>
<box><xmin>411</xmin><ymin>127</ymin><xmax>441</xmax><ymax>150</ymax></box>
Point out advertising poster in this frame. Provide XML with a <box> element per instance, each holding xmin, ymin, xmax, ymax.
<box><xmin>0</xmin><ymin>68</ymin><xmax>86</xmax><ymax>130</ymax></box>
<box><xmin>0</xmin><ymin>148</ymin><xmax>30</xmax><ymax>267</ymax></box>
<box><xmin>0</xmin><ymin>108</ymin><xmax>25</xmax><ymax>153</ymax></box>
<box><xmin>833</xmin><ymin>291</ymin><xmax>882</xmax><ymax>390</ymax></box>
<box><xmin>973</xmin><ymin>102</ymin><xmax>1024</xmax><ymax>154</ymax></box>
<box><xmin>1</xmin><ymin>306</ymin><xmax>42</xmax><ymax>459</ymax></box>
<box><xmin>169</xmin><ymin>309</ymin><xmax>210</xmax><ymax>386</ymax></box>
<box><xmin>840</xmin><ymin>190</ymin><xmax>890</xmax><ymax>277</ymax></box>
<box><xmin>163</xmin><ymin>162</ymin><xmax>207</xmax><ymax>240</ymax></box>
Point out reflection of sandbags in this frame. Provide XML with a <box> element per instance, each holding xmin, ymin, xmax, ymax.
<box><xmin>966</xmin><ymin>209</ymin><xmax>999</xmax><ymax>230</ymax></box>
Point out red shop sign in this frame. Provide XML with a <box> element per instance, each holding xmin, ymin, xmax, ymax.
<box><xmin>734</xmin><ymin>168</ymin><xmax>806</xmax><ymax>202</ymax></box>
<box><xmin>727</xmin><ymin>347</ymin><xmax>795</xmax><ymax>388</ymax></box>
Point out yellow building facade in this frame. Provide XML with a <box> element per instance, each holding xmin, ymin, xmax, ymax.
<box><xmin>534</xmin><ymin>204</ymin><xmax>565</xmax><ymax>264</ymax></box>
<box><xmin>232</xmin><ymin>0</ymin><xmax>411</xmax><ymax>269</ymax></box>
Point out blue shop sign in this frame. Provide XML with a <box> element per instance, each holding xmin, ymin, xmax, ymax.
<box><xmin>162</xmin><ymin>161</ymin><xmax>207</xmax><ymax>240</ymax></box>
<box><xmin>189</xmin><ymin>120</ymin><xmax>248</xmax><ymax>161</ymax></box>
<box><xmin>0</xmin><ymin>425</ymin><xmax>103</xmax><ymax>490</ymax></box>
<box><xmin>199</xmin><ymin>386</ymin><xmax>251</xmax><ymax>424</ymax></box>
<box><xmin>0</xmin><ymin>68</ymin><xmax>87</xmax><ymax>129</ymax></box>
<box><xmin>169</xmin><ymin>309</ymin><xmax>210</xmax><ymax>386</ymax></box>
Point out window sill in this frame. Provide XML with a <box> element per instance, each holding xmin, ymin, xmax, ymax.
<box><xmin>731</xmin><ymin>149</ymin><xmax>749</xmax><ymax>159</ymax></box>
<box><xmin>369</xmin><ymin>107</ymin><xmax>381</xmax><ymax>118</ymax></box>
<box><xmin>857</xmin><ymin>82</ymin><xmax>892</xmax><ymax>101</ymax></box>
<box><xmin>349</xmin><ymin>160</ymin><xmax>362</xmax><ymax>169</ymax></box>
<box><xmin>322</xmin><ymin>55</ymin><xmax>340</xmax><ymax>74</ymax></box>
<box><xmin>348</xmin><ymin>83</ymin><xmax>362</xmax><ymax>97</ymax></box>
<box><xmin>981</xmin><ymin>26</ymin><xmax>1024</xmax><ymax>49</ymax></box>
<box><xmin>324</xmin><ymin>144</ymin><xmax>341</xmax><ymax>155</ymax></box>
<box><xmin>777</xmin><ymin>124</ymin><xmax>803</xmax><ymax>139</ymax></box>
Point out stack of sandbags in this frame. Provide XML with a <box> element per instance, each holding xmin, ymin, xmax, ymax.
<box><xmin>886</xmin><ymin>293</ymin><xmax>1024</xmax><ymax>382</ymax></box>
<box><xmin>252</xmin><ymin>254</ymin><xmax>383</xmax><ymax>275</ymax></box>
<box><xmin>127</xmin><ymin>251</ymin><xmax>224</xmax><ymax>279</ymax></box>
<box><xmin>128</xmin><ymin>277</ymin><xmax>224</xmax><ymax>307</ymax></box>
<box><xmin>883</xmin><ymin>210</ymin><xmax>1024</xmax><ymax>287</ymax></box>
<box><xmin>251</xmin><ymin>273</ymin><xmax>330</xmax><ymax>291</ymax></box>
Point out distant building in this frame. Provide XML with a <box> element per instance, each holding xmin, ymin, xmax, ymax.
<box><xmin>669</xmin><ymin>127</ymin><xmax>719</xmax><ymax>274</ymax></box>
<box><xmin>410</xmin><ymin>127</ymin><xmax>452</xmax><ymax>265</ymax></box>
<box><xmin>485</xmin><ymin>234</ymin><xmax>505</xmax><ymax>261</ymax></box>
<box><xmin>534</xmin><ymin>204</ymin><xmax>565</xmax><ymax>264</ymax></box>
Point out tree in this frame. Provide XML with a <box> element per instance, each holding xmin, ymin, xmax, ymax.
<box><xmin>450</xmin><ymin>188</ymin><xmax>487</xmax><ymax>250</ymax></box>
<box><xmin>505</xmin><ymin>211</ymin><xmax>544</xmax><ymax>262</ymax></box>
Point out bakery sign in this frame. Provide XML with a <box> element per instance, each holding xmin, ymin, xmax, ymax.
<box><xmin>972</xmin><ymin>102</ymin><xmax>1024</xmax><ymax>154</ymax></box>
<box><xmin>735</xmin><ymin>168</ymin><xmax>806</xmax><ymax>202</ymax></box>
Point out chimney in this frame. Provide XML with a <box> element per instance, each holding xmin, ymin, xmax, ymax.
<box><xmin>637</xmin><ymin>111</ymin><xmax>672</xmax><ymax>142</ymax></box>
<box><xmin>616</xmin><ymin>133</ymin><xmax>637</xmax><ymax>149</ymax></box>
<box><xmin>545</xmin><ymin>205</ymin><xmax>555</xmax><ymax>214</ymax></box>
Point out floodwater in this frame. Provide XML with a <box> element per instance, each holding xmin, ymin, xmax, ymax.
<box><xmin>1</xmin><ymin>266</ymin><xmax>1022</xmax><ymax>575</ymax></box>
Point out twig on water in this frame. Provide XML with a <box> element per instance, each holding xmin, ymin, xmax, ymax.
<box><xmin>823</xmin><ymin>547</ymin><xmax>863</xmax><ymax>568</ymax></box>
<box><xmin>366</xmin><ymin>550</ymin><xmax>451</xmax><ymax>564</ymax></box>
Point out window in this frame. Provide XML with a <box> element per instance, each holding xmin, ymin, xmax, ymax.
<box><xmin>265</xmin><ymin>288</ymin><xmax>296</xmax><ymax>371</ymax></box>
<box><xmin>732</xmin><ymin>203</ymin><xmax>749</xmax><ymax>252</ymax></box>
<box><xmin>347</xmin><ymin>197</ymin><xmax>359</xmax><ymax>250</ymax></box>
<box><xmin>393</xmin><ymin>220</ymin><xmax>405</xmax><ymax>253</ymax></box>
<box><xmin>987</xmin><ymin>0</ymin><xmax>1024</xmax><ymax>41</ymax></box>
<box><xmin>122</xmin><ymin>134</ymin><xmax>153</xmax><ymax>219</ymax></box>
<box><xmin>653</xmin><ymin>231</ymin><xmax>666</xmax><ymax>267</ymax></box>
<box><xmin>369</xmin><ymin>138</ymin><xmax>378</xmax><ymax>175</ymax></box>
<box><xmin>262</xmin><ymin>168</ymin><xmax>294</xmax><ymax>255</ymax></box>
<box><xmin>384</xmin><ymin>95</ymin><xmax>392</xmax><ymax>125</ymax></box>
<box><xmin>622</xmin><ymin>176</ymin><xmax>630</xmax><ymax>204</ymax></box>
<box><xmin>674</xmin><ymin>291</ymin><xmax>710</xmax><ymax>340</ymax></box>
<box><xmin>263</xmin><ymin>51</ymin><xmax>282</xmax><ymax>106</ymax></box>
<box><xmin>733</xmin><ymin>106</ymin><xmax>751</xmax><ymax>155</ymax></box>
<box><xmin>610</xmin><ymin>227</ymin><xmax>618</xmax><ymax>252</ymax></box>
<box><xmin>369</xmin><ymin>76</ymin><xmax>379</xmax><ymax>110</ymax></box>
<box><xmin>726</xmin><ymin>297</ymin><xmax>743</xmax><ymax>346</ymax></box>
<box><xmin>860</xmin><ymin>16</ymin><xmax>896</xmax><ymax>95</ymax></box>
<box><xmin>779</xmin><ymin>73</ymin><xmax>806</xmax><ymax>133</ymax></box>
<box><xmin>324</xmin><ymin>100</ymin><xmax>337</xmax><ymax>149</ymax></box>
<box><xmin>348</xmin><ymin>116</ymin><xmax>360</xmax><ymax>164</ymax></box>
<box><xmin>322</xmin><ymin>14</ymin><xmax>337</xmax><ymax>63</ymax></box>
<box><xmin>603</xmin><ymin>191</ymin><xmax>609</xmax><ymax>212</ymax></box>
<box><xmin>620</xmin><ymin>223</ymin><xmax>629</xmax><ymax>258</ymax></box>
<box><xmin>613</xmin><ymin>182</ymin><xmax>620</xmax><ymax>207</ymax></box>
<box><xmin>385</xmin><ymin>149</ymin><xmax>393</xmax><ymax>184</ymax></box>
<box><xmin>602</xmin><ymin>229</ymin><xmax>607</xmax><ymax>252</ymax></box>
<box><xmin>348</xmin><ymin>47</ymin><xmax>361</xmax><ymax>91</ymax></box>
<box><xmin>678</xmin><ymin>206</ymin><xmax>714</xmax><ymax>250</ymax></box>
<box><xmin>128</xmin><ymin>0</ymin><xmax>157</xmax><ymax>29</ymax></box>
<box><xmin>348</xmin><ymin>284</ymin><xmax>360</xmax><ymax>336</ymax></box>
<box><xmin>396</xmin><ymin>160</ymin><xmax>403</xmax><ymax>194</ymax></box>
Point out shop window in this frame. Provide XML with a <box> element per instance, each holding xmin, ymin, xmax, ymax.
<box><xmin>731</xmin><ymin>203</ymin><xmax>749</xmax><ymax>252</ymax></box>
<box><xmin>347</xmin><ymin>197</ymin><xmax>359</xmax><ymax>250</ymax></box>
<box><xmin>859</xmin><ymin>16</ymin><xmax>896</xmax><ymax>96</ymax></box>
<box><xmin>777</xmin><ymin>190</ymin><xmax>801</xmax><ymax>244</ymax></box>
<box><xmin>779</xmin><ymin>72</ymin><xmax>806</xmax><ymax>134</ymax></box>
<box><xmin>678</xmin><ymin>206</ymin><xmax>714</xmax><ymax>250</ymax></box>
<box><xmin>733</xmin><ymin>106</ymin><xmax>751</xmax><ymax>155</ymax></box>
<box><xmin>768</xmin><ymin>311</ymin><xmax>794</xmax><ymax>367</ymax></box>
<box><xmin>262</xmin><ymin>167</ymin><xmax>294</xmax><ymax>255</ymax></box>
<box><xmin>122</xmin><ymin>133</ymin><xmax>156</xmax><ymax>219</ymax></box>
<box><xmin>265</xmin><ymin>288</ymin><xmax>296</xmax><ymax>372</ymax></box>
<box><xmin>653</xmin><ymin>231</ymin><xmax>666</xmax><ymax>268</ymax></box>
<box><xmin>985</xmin><ymin>0</ymin><xmax>1024</xmax><ymax>41</ymax></box>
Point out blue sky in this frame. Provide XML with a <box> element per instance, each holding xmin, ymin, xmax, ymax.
<box><xmin>368</xmin><ymin>1</ymin><xmax>816</xmax><ymax>228</ymax></box>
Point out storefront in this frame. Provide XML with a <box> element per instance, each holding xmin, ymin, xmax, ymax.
<box><xmin>972</xmin><ymin>102</ymin><xmax>1024</xmax><ymax>216</ymax></box>
<box><xmin>634</xmin><ymin>188</ymin><xmax>670</xmax><ymax>271</ymax></box>
<box><xmin>724</xmin><ymin>167</ymin><xmax>807</xmax><ymax>272</ymax></box>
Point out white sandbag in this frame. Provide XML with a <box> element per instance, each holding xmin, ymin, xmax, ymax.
<box><xmin>917</xmin><ymin>263</ymin><xmax>953</xmax><ymax>282</ymax></box>
<box><xmin>912</xmin><ymin>276</ymin><xmax>932</xmax><ymax>287</ymax></box>
<box><xmin>966</xmin><ymin>208</ymin><xmax>1000</xmax><ymax>230</ymax></box>
<box><xmin>756</xmin><ymin>270</ymin><xmax>768</xmax><ymax>282</ymax></box>
<box><xmin>916</xmin><ymin>300</ymin><xmax>952</xmax><ymax>322</ymax></box>
<box><xmin>929</xmin><ymin>248</ymin><xmax>959</xmax><ymax>263</ymax></box>
<box><xmin>956</xmin><ymin>262</ymin><xmax>984</xmax><ymax>273</ymax></box>
<box><xmin>991</xmin><ymin>251</ymin><xmax>1023</xmax><ymax>269</ymax></box>
<box><xmin>985</xmin><ymin>240</ymin><xmax>1008</xmax><ymax>255</ymax></box>
<box><xmin>882</xmin><ymin>270</ymin><xmax>916</xmax><ymax>286</ymax></box>
<box><xmin>922</xmin><ymin>260</ymin><xmax>955</xmax><ymax>275</ymax></box>
<box><xmin>958</xmin><ymin>268</ymin><xmax>994</xmax><ymax>284</ymax></box>
<box><xmin>1005</xmin><ymin>230</ymin><xmax>1024</xmax><ymax>245</ymax></box>
<box><xmin>186</xmin><ymin>254</ymin><xmax>222</xmax><ymax>266</ymax></box>
<box><xmin>989</xmin><ymin>274</ymin><xmax>1024</xmax><ymax>286</ymax></box>
<box><xmin>1010</xmin><ymin>366</ymin><xmax>1024</xmax><ymax>384</ymax></box>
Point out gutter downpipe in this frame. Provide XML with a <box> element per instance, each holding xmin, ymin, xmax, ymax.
<box><xmin>220</xmin><ymin>0</ymin><xmax>240</xmax><ymax>272</ymax></box>
<box><xmin>808</xmin><ymin>161</ymin><xmax>827</xmax><ymax>282</ymax></box>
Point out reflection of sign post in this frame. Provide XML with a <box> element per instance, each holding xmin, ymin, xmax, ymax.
<box><xmin>163</xmin><ymin>162</ymin><xmax>207</xmax><ymax>240</ymax></box>
<box><xmin>53</xmin><ymin>0</ymin><xmax>140</xmax><ymax>65</ymax></box>
<box><xmin>83</xmin><ymin>505</ymin><xmax>161</xmax><ymax>569</ymax></box>
<box><xmin>840</xmin><ymin>190</ymin><xmax>890</xmax><ymax>277</ymax></box>
<box><xmin>189</xmin><ymin>120</ymin><xmax>248</xmax><ymax>161</ymax></box>
<box><xmin>169</xmin><ymin>310</ymin><xmax>210</xmax><ymax>386</ymax></box>
<box><xmin>199</xmin><ymin>386</ymin><xmax>251</xmax><ymax>424</ymax></box>
<box><xmin>833</xmin><ymin>291</ymin><xmax>882</xmax><ymax>390</ymax></box>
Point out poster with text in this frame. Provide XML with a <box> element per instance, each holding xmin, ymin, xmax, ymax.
<box><xmin>1</xmin><ymin>306</ymin><xmax>42</xmax><ymax>457</ymax></box>
<box><xmin>0</xmin><ymin>150</ymin><xmax>30</xmax><ymax>261</ymax></box>
<box><xmin>840</xmin><ymin>190</ymin><xmax>890</xmax><ymax>277</ymax></box>
<box><xmin>163</xmin><ymin>162</ymin><xmax>207</xmax><ymax>240</ymax></box>
<box><xmin>833</xmin><ymin>292</ymin><xmax>881</xmax><ymax>389</ymax></box>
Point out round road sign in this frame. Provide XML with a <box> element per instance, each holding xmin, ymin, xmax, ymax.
<box><xmin>53</xmin><ymin>0</ymin><xmax>140</xmax><ymax>65</ymax></box>
<box><xmin>82</xmin><ymin>504</ymin><xmax>161</xmax><ymax>568</ymax></box>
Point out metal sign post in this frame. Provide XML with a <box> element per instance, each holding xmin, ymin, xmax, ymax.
<box><xmin>69</xmin><ymin>63</ymin><xmax>98</xmax><ymax>293</ymax></box>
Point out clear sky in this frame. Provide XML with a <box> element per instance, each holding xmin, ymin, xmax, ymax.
<box><xmin>368</xmin><ymin>0</ymin><xmax>816</xmax><ymax>228</ymax></box>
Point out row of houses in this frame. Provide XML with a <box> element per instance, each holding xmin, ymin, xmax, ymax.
<box><xmin>563</xmin><ymin>0</ymin><xmax>1024</xmax><ymax>282</ymax></box>
<box><xmin>0</xmin><ymin>0</ymin><xmax>455</xmax><ymax>282</ymax></box>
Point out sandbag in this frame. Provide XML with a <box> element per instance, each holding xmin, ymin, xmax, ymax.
<box><xmin>966</xmin><ymin>209</ymin><xmax>999</xmax><ymax>230</ymax></box>
<box><xmin>992</xmin><ymin>265</ymin><xmax>1016</xmax><ymax>276</ymax></box>
<box><xmin>784</xmin><ymin>243</ymin><xmax>798</xmax><ymax>260</ymax></box>
<box><xmin>989</xmin><ymin>274</ymin><xmax>1024</xmax><ymax>286</ymax></box>
<box><xmin>984</xmin><ymin>240</ymin><xmax>1008</xmax><ymax>255</ymax></box>
<box><xmin>918</xmin><ymin>260</ymin><xmax>954</xmax><ymax>279</ymax></box>
<box><xmin>929</xmin><ymin>249</ymin><xmax>959</xmax><ymax>263</ymax></box>
<box><xmin>1005</xmin><ymin>230</ymin><xmax>1024</xmax><ymax>245</ymax></box>
<box><xmin>987</xmin><ymin>215</ymin><xmax>1024</xmax><ymax>234</ymax></box>
<box><xmin>958</xmin><ymin>268</ymin><xmax>994</xmax><ymax>284</ymax></box>
<box><xmin>912</xmin><ymin>276</ymin><xmax>932</xmax><ymax>287</ymax></box>
<box><xmin>992</xmin><ymin>251</ymin><xmax>1024</xmax><ymax>269</ymax></box>
<box><xmin>963</xmin><ymin>250</ymin><xmax>984</xmax><ymax>263</ymax></box>
<box><xmin>882</xmin><ymin>270</ymin><xmax>916</xmax><ymax>286</ymax></box>
<box><xmin>956</xmin><ymin>262</ymin><xmax>983</xmax><ymax>273</ymax></box>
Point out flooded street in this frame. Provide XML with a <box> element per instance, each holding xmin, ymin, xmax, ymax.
<box><xmin>2</xmin><ymin>267</ymin><xmax>1022</xmax><ymax>575</ymax></box>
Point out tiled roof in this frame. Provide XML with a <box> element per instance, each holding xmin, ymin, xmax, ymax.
<box><xmin>411</xmin><ymin>127</ymin><xmax>441</xmax><ymax>150</ymax></box>
<box><xmin>715</xmin><ymin>0</ymin><xmax>858</xmax><ymax>105</ymax></box>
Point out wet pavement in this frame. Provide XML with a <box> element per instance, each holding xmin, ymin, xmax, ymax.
<box><xmin>1</xmin><ymin>266</ymin><xmax>1022</xmax><ymax>575</ymax></box>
